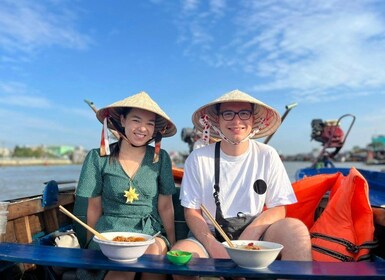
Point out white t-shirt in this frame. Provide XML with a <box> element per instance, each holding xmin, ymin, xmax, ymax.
<box><xmin>180</xmin><ymin>140</ymin><xmax>296</xmax><ymax>228</ymax></box>
<box><xmin>193</xmin><ymin>138</ymin><xmax>207</xmax><ymax>150</ymax></box>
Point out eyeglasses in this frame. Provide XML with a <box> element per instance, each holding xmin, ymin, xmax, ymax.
<box><xmin>220</xmin><ymin>110</ymin><xmax>253</xmax><ymax>121</ymax></box>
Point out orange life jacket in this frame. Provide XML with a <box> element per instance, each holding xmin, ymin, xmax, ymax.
<box><xmin>287</xmin><ymin>167</ymin><xmax>377</xmax><ymax>262</ymax></box>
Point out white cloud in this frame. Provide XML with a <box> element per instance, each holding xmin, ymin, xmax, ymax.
<box><xmin>60</xmin><ymin>107</ymin><xmax>96</xmax><ymax>121</ymax></box>
<box><xmin>209</xmin><ymin>0</ymin><xmax>226</xmax><ymax>17</ymax></box>
<box><xmin>0</xmin><ymin>106</ymin><xmax>99</xmax><ymax>148</ymax></box>
<box><xmin>175</xmin><ymin>0</ymin><xmax>385</xmax><ymax>102</ymax></box>
<box><xmin>182</xmin><ymin>0</ymin><xmax>199</xmax><ymax>12</ymax></box>
<box><xmin>0</xmin><ymin>81</ymin><xmax>51</xmax><ymax>108</ymax></box>
<box><xmin>0</xmin><ymin>0</ymin><xmax>91</xmax><ymax>54</ymax></box>
<box><xmin>0</xmin><ymin>95</ymin><xmax>51</xmax><ymax>108</ymax></box>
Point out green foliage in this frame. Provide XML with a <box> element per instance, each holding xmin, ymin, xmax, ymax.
<box><xmin>12</xmin><ymin>146</ymin><xmax>53</xmax><ymax>158</ymax></box>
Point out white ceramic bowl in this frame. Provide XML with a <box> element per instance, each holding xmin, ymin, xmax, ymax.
<box><xmin>93</xmin><ymin>232</ymin><xmax>155</xmax><ymax>262</ymax></box>
<box><xmin>222</xmin><ymin>240</ymin><xmax>283</xmax><ymax>269</ymax></box>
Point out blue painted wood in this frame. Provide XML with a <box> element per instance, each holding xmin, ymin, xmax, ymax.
<box><xmin>0</xmin><ymin>243</ymin><xmax>384</xmax><ymax>279</ymax></box>
<box><xmin>41</xmin><ymin>180</ymin><xmax>59</xmax><ymax>207</ymax></box>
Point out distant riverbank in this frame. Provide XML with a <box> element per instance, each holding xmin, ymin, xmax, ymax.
<box><xmin>0</xmin><ymin>158</ymin><xmax>73</xmax><ymax>167</ymax></box>
<box><xmin>1</xmin><ymin>161</ymin><xmax>384</xmax><ymax>201</ymax></box>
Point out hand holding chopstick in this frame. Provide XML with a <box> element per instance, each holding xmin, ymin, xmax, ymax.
<box><xmin>58</xmin><ymin>205</ymin><xmax>108</xmax><ymax>241</ymax></box>
<box><xmin>200</xmin><ymin>204</ymin><xmax>235</xmax><ymax>248</ymax></box>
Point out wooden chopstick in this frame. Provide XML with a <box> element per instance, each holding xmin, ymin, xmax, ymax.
<box><xmin>58</xmin><ymin>205</ymin><xmax>108</xmax><ymax>241</ymax></box>
<box><xmin>200</xmin><ymin>204</ymin><xmax>235</xmax><ymax>248</ymax></box>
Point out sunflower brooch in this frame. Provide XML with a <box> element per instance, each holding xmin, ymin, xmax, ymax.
<box><xmin>124</xmin><ymin>186</ymin><xmax>139</xmax><ymax>203</ymax></box>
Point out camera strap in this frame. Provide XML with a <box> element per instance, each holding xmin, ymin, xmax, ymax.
<box><xmin>212</xmin><ymin>141</ymin><xmax>255</xmax><ymax>242</ymax></box>
<box><xmin>213</xmin><ymin>141</ymin><xmax>228</xmax><ymax>226</ymax></box>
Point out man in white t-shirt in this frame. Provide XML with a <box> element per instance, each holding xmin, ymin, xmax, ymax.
<box><xmin>172</xmin><ymin>89</ymin><xmax>312</xmax><ymax>280</ymax></box>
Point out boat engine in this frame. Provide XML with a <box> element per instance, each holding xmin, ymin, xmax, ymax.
<box><xmin>311</xmin><ymin>119</ymin><xmax>344</xmax><ymax>148</ymax></box>
<box><xmin>310</xmin><ymin>114</ymin><xmax>356</xmax><ymax>168</ymax></box>
<box><xmin>181</xmin><ymin>127</ymin><xmax>196</xmax><ymax>153</ymax></box>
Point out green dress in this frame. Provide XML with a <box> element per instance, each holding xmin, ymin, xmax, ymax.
<box><xmin>75</xmin><ymin>145</ymin><xmax>176</xmax><ymax>279</ymax></box>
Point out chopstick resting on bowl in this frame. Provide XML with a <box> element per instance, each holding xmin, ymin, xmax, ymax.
<box><xmin>200</xmin><ymin>204</ymin><xmax>235</xmax><ymax>248</ymax></box>
<box><xmin>58</xmin><ymin>205</ymin><xmax>108</xmax><ymax>241</ymax></box>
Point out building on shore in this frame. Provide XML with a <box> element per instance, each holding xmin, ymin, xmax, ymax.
<box><xmin>0</xmin><ymin>145</ymin><xmax>88</xmax><ymax>166</ymax></box>
<box><xmin>0</xmin><ymin>147</ymin><xmax>11</xmax><ymax>157</ymax></box>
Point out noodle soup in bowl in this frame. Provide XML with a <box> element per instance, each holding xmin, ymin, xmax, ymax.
<box><xmin>222</xmin><ymin>240</ymin><xmax>283</xmax><ymax>269</ymax></box>
<box><xmin>93</xmin><ymin>232</ymin><xmax>155</xmax><ymax>262</ymax></box>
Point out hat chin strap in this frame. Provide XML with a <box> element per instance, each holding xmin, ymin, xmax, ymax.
<box><xmin>199</xmin><ymin>115</ymin><xmax>259</xmax><ymax>145</ymax></box>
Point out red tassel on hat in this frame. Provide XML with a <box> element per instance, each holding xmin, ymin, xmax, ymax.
<box><xmin>199</xmin><ymin>115</ymin><xmax>211</xmax><ymax>145</ymax></box>
<box><xmin>100</xmin><ymin>111</ymin><xmax>111</xmax><ymax>156</ymax></box>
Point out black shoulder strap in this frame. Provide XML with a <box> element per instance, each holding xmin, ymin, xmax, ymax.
<box><xmin>214</xmin><ymin>141</ymin><xmax>220</xmax><ymax>193</ymax></box>
<box><xmin>213</xmin><ymin>141</ymin><xmax>225</xmax><ymax>221</ymax></box>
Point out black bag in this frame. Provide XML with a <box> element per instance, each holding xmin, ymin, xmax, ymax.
<box><xmin>213</xmin><ymin>142</ymin><xmax>256</xmax><ymax>241</ymax></box>
<box><xmin>214</xmin><ymin>213</ymin><xmax>255</xmax><ymax>242</ymax></box>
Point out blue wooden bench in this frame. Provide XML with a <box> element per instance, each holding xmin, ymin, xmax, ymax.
<box><xmin>1</xmin><ymin>243</ymin><xmax>385</xmax><ymax>279</ymax></box>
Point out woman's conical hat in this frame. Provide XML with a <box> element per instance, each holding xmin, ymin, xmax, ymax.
<box><xmin>96</xmin><ymin>91</ymin><xmax>176</xmax><ymax>137</ymax></box>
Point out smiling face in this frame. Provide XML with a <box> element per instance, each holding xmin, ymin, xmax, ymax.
<box><xmin>218</xmin><ymin>102</ymin><xmax>254</xmax><ymax>143</ymax></box>
<box><xmin>120</xmin><ymin>108</ymin><xmax>156</xmax><ymax>146</ymax></box>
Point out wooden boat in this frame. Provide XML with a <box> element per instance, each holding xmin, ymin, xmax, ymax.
<box><xmin>1</xmin><ymin>166</ymin><xmax>385</xmax><ymax>279</ymax></box>
<box><xmin>1</xmin><ymin>107</ymin><xmax>384</xmax><ymax>279</ymax></box>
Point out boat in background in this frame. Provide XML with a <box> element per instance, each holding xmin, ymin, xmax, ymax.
<box><xmin>366</xmin><ymin>135</ymin><xmax>385</xmax><ymax>165</ymax></box>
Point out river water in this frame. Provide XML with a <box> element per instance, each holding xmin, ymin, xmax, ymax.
<box><xmin>1</xmin><ymin>162</ymin><xmax>384</xmax><ymax>201</ymax></box>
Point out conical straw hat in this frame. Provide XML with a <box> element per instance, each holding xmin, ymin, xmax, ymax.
<box><xmin>96</xmin><ymin>91</ymin><xmax>176</xmax><ymax>138</ymax></box>
<box><xmin>192</xmin><ymin>89</ymin><xmax>281</xmax><ymax>139</ymax></box>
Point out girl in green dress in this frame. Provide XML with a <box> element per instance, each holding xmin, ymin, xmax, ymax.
<box><xmin>76</xmin><ymin>91</ymin><xmax>177</xmax><ymax>280</ymax></box>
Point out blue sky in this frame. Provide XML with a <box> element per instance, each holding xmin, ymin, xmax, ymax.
<box><xmin>0</xmin><ymin>0</ymin><xmax>384</xmax><ymax>155</ymax></box>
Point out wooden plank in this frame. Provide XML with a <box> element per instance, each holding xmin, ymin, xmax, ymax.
<box><xmin>28</xmin><ymin>214</ymin><xmax>44</xmax><ymax>237</ymax></box>
<box><xmin>0</xmin><ymin>243</ymin><xmax>384</xmax><ymax>279</ymax></box>
<box><xmin>13</xmin><ymin>217</ymin><xmax>32</xmax><ymax>244</ymax></box>
<box><xmin>4</xmin><ymin>192</ymin><xmax>75</xmax><ymax>246</ymax></box>
<box><xmin>11</xmin><ymin>217</ymin><xmax>35</xmax><ymax>271</ymax></box>
<box><xmin>7</xmin><ymin>197</ymin><xmax>44</xmax><ymax>221</ymax></box>
<box><xmin>43</xmin><ymin>209</ymin><xmax>59</xmax><ymax>233</ymax></box>
<box><xmin>7</xmin><ymin>193</ymin><xmax>75</xmax><ymax>221</ymax></box>
<box><xmin>2</xmin><ymin>221</ymin><xmax>17</xmax><ymax>243</ymax></box>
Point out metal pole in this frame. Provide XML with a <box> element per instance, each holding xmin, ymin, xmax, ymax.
<box><xmin>84</xmin><ymin>99</ymin><xmax>120</xmax><ymax>140</ymax></box>
<box><xmin>84</xmin><ymin>99</ymin><xmax>97</xmax><ymax>113</ymax></box>
<box><xmin>264</xmin><ymin>102</ymin><xmax>298</xmax><ymax>144</ymax></box>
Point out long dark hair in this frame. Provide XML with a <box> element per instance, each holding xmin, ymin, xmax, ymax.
<box><xmin>108</xmin><ymin>108</ymin><xmax>132</xmax><ymax>162</ymax></box>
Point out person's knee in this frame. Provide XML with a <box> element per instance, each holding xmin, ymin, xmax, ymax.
<box><xmin>146</xmin><ymin>238</ymin><xmax>167</xmax><ymax>255</ymax></box>
<box><xmin>264</xmin><ymin>218</ymin><xmax>310</xmax><ymax>242</ymax></box>
<box><xmin>284</xmin><ymin>218</ymin><xmax>310</xmax><ymax>237</ymax></box>
<box><xmin>172</xmin><ymin>239</ymin><xmax>207</xmax><ymax>258</ymax></box>
<box><xmin>266</xmin><ymin>218</ymin><xmax>312</xmax><ymax>260</ymax></box>
<box><xmin>171</xmin><ymin>240</ymin><xmax>188</xmax><ymax>251</ymax></box>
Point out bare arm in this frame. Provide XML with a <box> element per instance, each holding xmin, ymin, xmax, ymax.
<box><xmin>184</xmin><ymin>207</ymin><xmax>229</xmax><ymax>259</ymax></box>
<box><xmin>86</xmin><ymin>196</ymin><xmax>102</xmax><ymax>242</ymax></box>
<box><xmin>240</xmin><ymin>205</ymin><xmax>286</xmax><ymax>240</ymax></box>
<box><xmin>158</xmin><ymin>194</ymin><xmax>176</xmax><ymax>246</ymax></box>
